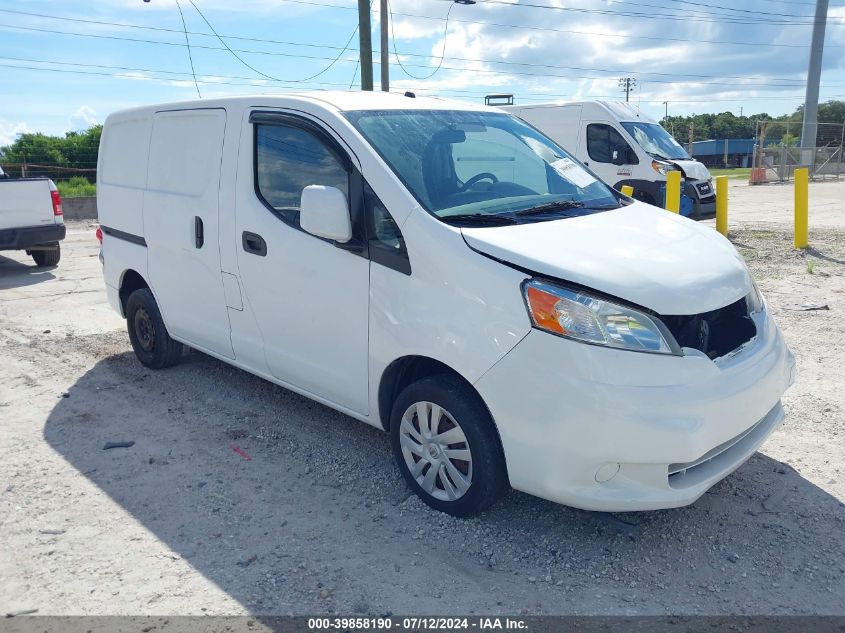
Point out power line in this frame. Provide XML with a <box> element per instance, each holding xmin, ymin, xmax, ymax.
<box><xmin>3</xmin><ymin>22</ymin><xmax>841</xmax><ymax>86</ymax></box>
<box><xmin>0</xmin><ymin>6</ymin><xmax>845</xmax><ymax>56</ymax></box>
<box><xmin>4</xmin><ymin>60</ymin><xmax>845</xmax><ymax>105</ymax></box>
<box><xmin>426</xmin><ymin>0</ymin><xmax>845</xmax><ymax>25</ymax></box>
<box><xmin>3</xmin><ymin>7</ymin><xmax>842</xmax><ymax>50</ymax></box>
<box><xmin>174</xmin><ymin>0</ymin><xmax>201</xmax><ymax>98</ymax></box>
<box><xmin>275</xmin><ymin>0</ymin><xmax>845</xmax><ymax>42</ymax></box>
<box><xmin>185</xmin><ymin>0</ymin><xmax>361</xmax><ymax>83</ymax></box>
<box><xmin>581</xmin><ymin>0</ymin><xmax>825</xmax><ymax>20</ymax></box>
<box><xmin>185</xmin><ymin>0</ymin><xmax>277</xmax><ymax>81</ymax></box>
<box><xmin>5</xmin><ymin>50</ymin><xmax>843</xmax><ymax>89</ymax></box>
<box><xmin>388</xmin><ymin>0</ymin><xmax>455</xmax><ymax>80</ymax></box>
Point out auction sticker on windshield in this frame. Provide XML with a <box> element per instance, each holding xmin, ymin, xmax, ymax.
<box><xmin>550</xmin><ymin>157</ymin><xmax>597</xmax><ymax>189</ymax></box>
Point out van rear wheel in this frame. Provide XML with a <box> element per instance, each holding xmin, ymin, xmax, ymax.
<box><xmin>125</xmin><ymin>288</ymin><xmax>183</xmax><ymax>369</ymax></box>
<box><xmin>31</xmin><ymin>245</ymin><xmax>60</xmax><ymax>267</ymax></box>
<box><xmin>390</xmin><ymin>375</ymin><xmax>508</xmax><ymax>517</ymax></box>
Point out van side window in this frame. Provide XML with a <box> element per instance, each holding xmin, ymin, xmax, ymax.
<box><xmin>365</xmin><ymin>184</ymin><xmax>410</xmax><ymax>274</ymax></box>
<box><xmin>586</xmin><ymin>124</ymin><xmax>638</xmax><ymax>164</ymax></box>
<box><xmin>255</xmin><ymin>124</ymin><xmax>349</xmax><ymax>225</ymax></box>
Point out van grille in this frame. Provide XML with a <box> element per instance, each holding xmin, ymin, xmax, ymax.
<box><xmin>660</xmin><ymin>297</ymin><xmax>756</xmax><ymax>359</ymax></box>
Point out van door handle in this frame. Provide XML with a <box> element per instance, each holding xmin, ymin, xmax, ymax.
<box><xmin>194</xmin><ymin>216</ymin><xmax>204</xmax><ymax>248</ymax></box>
<box><xmin>242</xmin><ymin>231</ymin><xmax>267</xmax><ymax>256</ymax></box>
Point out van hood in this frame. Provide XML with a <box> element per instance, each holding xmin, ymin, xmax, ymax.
<box><xmin>672</xmin><ymin>159</ymin><xmax>711</xmax><ymax>181</ymax></box>
<box><xmin>461</xmin><ymin>201</ymin><xmax>751</xmax><ymax>315</ymax></box>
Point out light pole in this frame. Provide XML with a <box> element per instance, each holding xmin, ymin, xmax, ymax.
<box><xmin>800</xmin><ymin>0</ymin><xmax>829</xmax><ymax>165</ymax></box>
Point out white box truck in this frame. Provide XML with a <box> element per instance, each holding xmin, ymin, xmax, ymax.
<box><xmin>502</xmin><ymin>101</ymin><xmax>716</xmax><ymax>218</ymax></box>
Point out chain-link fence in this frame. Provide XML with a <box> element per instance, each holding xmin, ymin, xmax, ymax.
<box><xmin>0</xmin><ymin>163</ymin><xmax>97</xmax><ymax>197</ymax></box>
<box><xmin>750</xmin><ymin>120</ymin><xmax>844</xmax><ymax>184</ymax></box>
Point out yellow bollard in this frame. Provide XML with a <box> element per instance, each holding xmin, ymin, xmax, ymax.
<box><xmin>794</xmin><ymin>167</ymin><xmax>809</xmax><ymax>249</ymax></box>
<box><xmin>665</xmin><ymin>170</ymin><xmax>681</xmax><ymax>213</ymax></box>
<box><xmin>620</xmin><ymin>185</ymin><xmax>634</xmax><ymax>197</ymax></box>
<box><xmin>715</xmin><ymin>175</ymin><xmax>728</xmax><ymax>236</ymax></box>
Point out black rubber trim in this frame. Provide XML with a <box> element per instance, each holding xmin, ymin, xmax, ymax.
<box><xmin>100</xmin><ymin>225</ymin><xmax>147</xmax><ymax>247</ymax></box>
<box><xmin>0</xmin><ymin>223</ymin><xmax>66</xmax><ymax>250</ymax></box>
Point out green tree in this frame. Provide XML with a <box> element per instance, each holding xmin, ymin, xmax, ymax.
<box><xmin>0</xmin><ymin>125</ymin><xmax>102</xmax><ymax>173</ymax></box>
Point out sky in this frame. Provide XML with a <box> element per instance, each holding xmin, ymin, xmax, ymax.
<box><xmin>1</xmin><ymin>0</ymin><xmax>845</xmax><ymax>145</ymax></box>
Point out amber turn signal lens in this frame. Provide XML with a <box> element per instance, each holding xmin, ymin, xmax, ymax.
<box><xmin>525</xmin><ymin>285</ymin><xmax>565</xmax><ymax>334</ymax></box>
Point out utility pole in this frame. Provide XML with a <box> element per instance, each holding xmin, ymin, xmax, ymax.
<box><xmin>662</xmin><ymin>101</ymin><xmax>668</xmax><ymax>123</ymax></box>
<box><xmin>380</xmin><ymin>0</ymin><xmax>388</xmax><ymax>91</ymax></box>
<box><xmin>618</xmin><ymin>77</ymin><xmax>637</xmax><ymax>102</ymax></box>
<box><xmin>688</xmin><ymin>122</ymin><xmax>694</xmax><ymax>156</ymax></box>
<box><xmin>800</xmin><ymin>0</ymin><xmax>829</xmax><ymax>162</ymax></box>
<box><xmin>358</xmin><ymin>0</ymin><xmax>373</xmax><ymax>91</ymax></box>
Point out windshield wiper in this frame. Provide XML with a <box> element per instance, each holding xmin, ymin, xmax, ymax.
<box><xmin>514</xmin><ymin>200</ymin><xmax>585</xmax><ymax>216</ymax></box>
<box><xmin>440</xmin><ymin>213</ymin><xmax>519</xmax><ymax>226</ymax></box>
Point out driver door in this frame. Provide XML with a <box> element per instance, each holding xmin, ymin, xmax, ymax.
<box><xmin>233</xmin><ymin>112</ymin><xmax>370</xmax><ymax>415</ymax></box>
<box><xmin>584</xmin><ymin>122</ymin><xmax>638</xmax><ymax>184</ymax></box>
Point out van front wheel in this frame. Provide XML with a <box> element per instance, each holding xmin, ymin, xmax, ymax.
<box><xmin>390</xmin><ymin>375</ymin><xmax>508</xmax><ymax>517</ymax></box>
<box><xmin>125</xmin><ymin>288</ymin><xmax>183</xmax><ymax>369</ymax></box>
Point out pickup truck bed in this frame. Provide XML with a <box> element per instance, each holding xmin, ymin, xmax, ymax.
<box><xmin>0</xmin><ymin>177</ymin><xmax>65</xmax><ymax>266</ymax></box>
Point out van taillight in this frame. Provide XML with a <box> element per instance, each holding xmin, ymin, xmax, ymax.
<box><xmin>51</xmin><ymin>190</ymin><xmax>63</xmax><ymax>216</ymax></box>
<box><xmin>95</xmin><ymin>225</ymin><xmax>103</xmax><ymax>244</ymax></box>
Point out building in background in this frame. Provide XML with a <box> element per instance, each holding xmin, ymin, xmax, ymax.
<box><xmin>690</xmin><ymin>139</ymin><xmax>756</xmax><ymax>168</ymax></box>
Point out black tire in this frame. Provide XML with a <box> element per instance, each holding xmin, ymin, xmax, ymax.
<box><xmin>390</xmin><ymin>374</ymin><xmax>509</xmax><ymax>517</ymax></box>
<box><xmin>31</xmin><ymin>245</ymin><xmax>60</xmax><ymax>267</ymax></box>
<box><xmin>125</xmin><ymin>288</ymin><xmax>183</xmax><ymax>369</ymax></box>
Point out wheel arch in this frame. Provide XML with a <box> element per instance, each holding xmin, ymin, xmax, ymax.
<box><xmin>377</xmin><ymin>357</ymin><xmax>505</xmax><ymax>455</ymax></box>
<box><xmin>118</xmin><ymin>269</ymin><xmax>150</xmax><ymax>315</ymax></box>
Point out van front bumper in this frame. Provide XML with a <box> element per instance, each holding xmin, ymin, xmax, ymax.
<box><xmin>474</xmin><ymin>308</ymin><xmax>795</xmax><ymax>512</ymax></box>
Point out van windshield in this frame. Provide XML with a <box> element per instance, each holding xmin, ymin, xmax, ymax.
<box><xmin>344</xmin><ymin>109</ymin><xmax>620</xmax><ymax>224</ymax></box>
<box><xmin>621</xmin><ymin>121</ymin><xmax>690</xmax><ymax>160</ymax></box>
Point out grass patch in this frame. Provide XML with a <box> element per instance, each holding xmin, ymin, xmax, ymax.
<box><xmin>57</xmin><ymin>176</ymin><xmax>96</xmax><ymax>198</ymax></box>
<box><xmin>710</xmin><ymin>168</ymin><xmax>752</xmax><ymax>179</ymax></box>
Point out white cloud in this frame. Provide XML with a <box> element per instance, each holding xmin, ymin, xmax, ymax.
<box><xmin>70</xmin><ymin>105</ymin><xmax>99</xmax><ymax>129</ymax></box>
<box><xmin>0</xmin><ymin>119</ymin><xmax>30</xmax><ymax>147</ymax></box>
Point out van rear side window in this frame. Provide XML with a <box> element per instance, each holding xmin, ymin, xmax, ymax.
<box><xmin>255</xmin><ymin>124</ymin><xmax>349</xmax><ymax>225</ymax></box>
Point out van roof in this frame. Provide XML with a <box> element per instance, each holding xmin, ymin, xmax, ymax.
<box><xmin>506</xmin><ymin>100</ymin><xmax>656</xmax><ymax>123</ymax></box>
<box><xmin>104</xmin><ymin>91</ymin><xmax>501</xmax><ymax>120</ymax></box>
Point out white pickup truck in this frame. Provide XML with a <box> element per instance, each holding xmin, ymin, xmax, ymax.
<box><xmin>0</xmin><ymin>169</ymin><xmax>66</xmax><ymax>267</ymax></box>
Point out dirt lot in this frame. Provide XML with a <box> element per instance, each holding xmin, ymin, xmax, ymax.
<box><xmin>1</xmin><ymin>205</ymin><xmax>844</xmax><ymax>616</ymax></box>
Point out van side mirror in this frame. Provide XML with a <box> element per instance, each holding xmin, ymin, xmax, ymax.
<box><xmin>299</xmin><ymin>185</ymin><xmax>352</xmax><ymax>243</ymax></box>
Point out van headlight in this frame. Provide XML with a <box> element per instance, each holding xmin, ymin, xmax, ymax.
<box><xmin>747</xmin><ymin>280</ymin><xmax>765</xmax><ymax>314</ymax></box>
<box><xmin>523</xmin><ymin>280</ymin><xmax>680</xmax><ymax>355</ymax></box>
<box><xmin>651</xmin><ymin>160</ymin><xmax>674</xmax><ymax>176</ymax></box>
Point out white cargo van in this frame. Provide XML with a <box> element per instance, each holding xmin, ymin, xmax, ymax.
<box><xmin>503</xmin><ymin>101</ymin><xmax>716</xmax><ymax>218</ymax></box>
<box><xmin>98</xmin><ymin>92</ymin><xmax>793</xmax><ymax>517</ymax></box>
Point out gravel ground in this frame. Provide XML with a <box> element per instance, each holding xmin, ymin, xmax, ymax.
<box><xmin>1</xmin><ymin>220</ymin><xmax>843</xmax><ymax>616</ymax></box>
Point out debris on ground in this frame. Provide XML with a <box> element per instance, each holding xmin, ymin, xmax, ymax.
<box><xmin>230</xmin><ymin>443</ymin><xmax>252</xmax><ymax>461</ymax></box>
<box><xmin>783</xmin><ymin>302</ymin><xmax>830</xmax><ymax>311</ymax></box>
<box><xmin>103</xmin><ymin>441</ymin><xmax>135</xmax><ymax>450</ymax></box>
